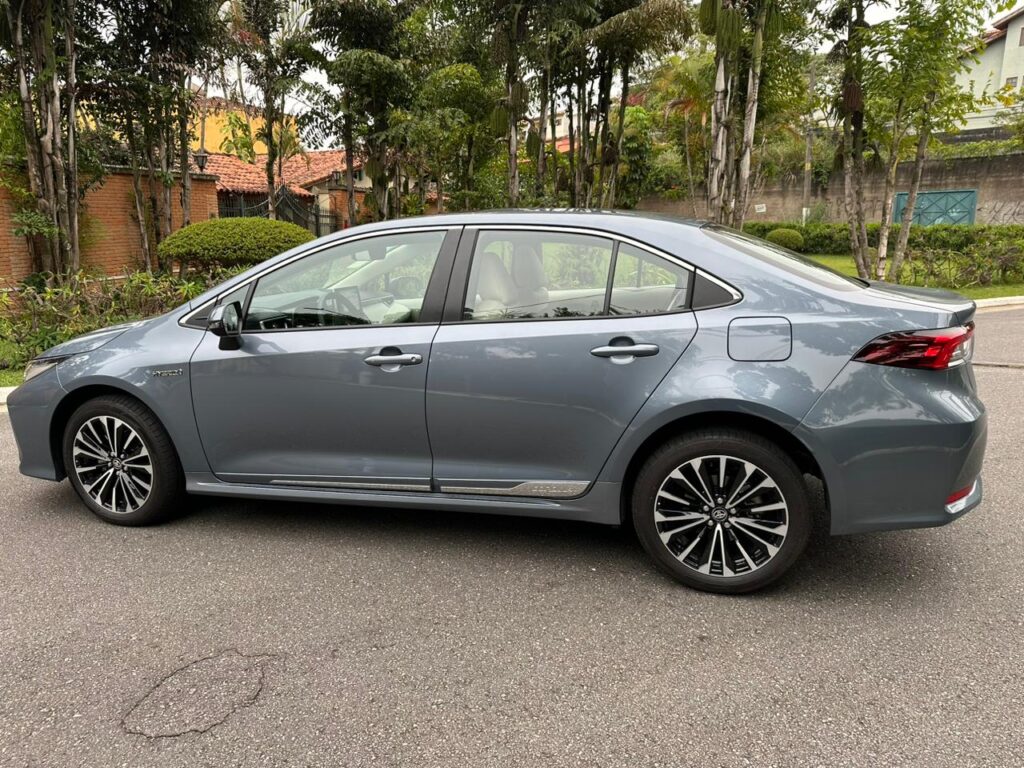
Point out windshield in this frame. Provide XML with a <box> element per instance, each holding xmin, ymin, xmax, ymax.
<box><xmin>702</xmin><ymin>225</ymin><xmax>867</xmax><ymax>291</ymax></box>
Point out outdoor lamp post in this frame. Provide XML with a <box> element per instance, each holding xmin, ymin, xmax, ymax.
<box><xmin>194</xmin><ymin>148</ymin><xmax>209</xmax><ymax>173</ymax></box>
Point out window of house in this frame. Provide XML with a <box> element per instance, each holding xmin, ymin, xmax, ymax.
<box><xmin>1019</xmin><ymin>26</ymin><xmax>1024</xmax><ymax>46</ymax></box>
<box><xmin>353</xmin><ymin>169</ymin><xmax>364</xmax><ymax>182</ymax></box>
<box><xmin>1006</xmin><ymin>76</ymin><xmax>1019</xmax><ymax>88</ymax></box>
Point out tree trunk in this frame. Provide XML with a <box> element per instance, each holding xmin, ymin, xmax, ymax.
<box><xmin>6</xmin><ymin>0</ymin><xmax>52</xmax><ymax>273</ymax></box>
<box><xmin>707</xmin><ymin>53</ymin><xmax>729</xmax><ymax>224</ymax></box>
<box><xmin>40</xmin><ymin>0</ymin><xmax>73</xmax><ymax>275</ymax></box>
<box><xmin>126</xmin><ymin>116</ymin><xmax>153</xmax><ymax>273</ymax></box>
<box><xmin>593</xmin><ymin>55</ymin><xmax>612</xmax><ymax>208</ymax></box>
<box><xmin>683</xmin><ymin>114</ymin><xmax>698</xmax><ymax>217</ymax></box>
<box><xmin>65</xmin><ymin>0</ymin><xmax>79</xmax><ymax>271</ymax></box>
<box><xmin>801</xmin><ymin>61</ymin><xmax>816</xmax><ymax>222</ymax></box>
<box><xmin>342</xmin><ymin>94</ymin><xmax>357</xmax><ymax>225</ymax></box>
<box><xmin>548</xmin><ymin>78</ymin><xmax>559</xmax><ymax>195</ymax></box>
<box><xmin>566</xmin><ymin>87</ymin><xmax>577</xmax><ymax>207</ymax></box>
<box><xmin>889</xmin><ymin>122</ymin><xmax>931</xmax><ymax>281</ymax></box>
<box><xmin>734</xmin><ymin>1</ymin><xmax>768</xmax><ymax>230</ymax></box>
<box><xmin>178</xmin><ymin>86</ymin><xmax>193</xmax><ymax>247</ymax></box>
<box><xmin>606</xmin><ymin>60</ymin><xmax>631</xmax><ymax>210</ymax></box>
<box><xmin>505</xmin><ymin>50</ymin><xmax>520</xmax><ymax>207</ymax></box>
<box><xmin>535</xmin><ymin>67</ymin><xmax>549</xmax><ymax>201</ymax></box>
<box><xmin>842</xmin><ymin>113</ymin><xmax>867</xmax><ymax>279</ymax></box>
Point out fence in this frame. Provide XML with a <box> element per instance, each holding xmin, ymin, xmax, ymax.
<box><xmin>217</xmin><ymin>189</ymin><xmax>343</xmax><ymax>237</ymax></box>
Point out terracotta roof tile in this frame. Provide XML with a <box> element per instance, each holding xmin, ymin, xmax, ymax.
<box><xmin>205</xmin><ymin>150</ymin><xmax>362</xmax><ymax>197</ymax></box>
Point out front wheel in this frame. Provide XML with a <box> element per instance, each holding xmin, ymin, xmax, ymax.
<box><xmin>63</xmin><ymin>395</ymin><xmax>184</xmax><ymax>526</ymax></box>
<box><xmin>632</xmin><ymin>429</ymin><xmax>812</xmax><ymax>594</ymax></box>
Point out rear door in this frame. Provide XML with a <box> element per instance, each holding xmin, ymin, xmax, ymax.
<box><xmin>425</xmin><ymin>227</ymin><xmax>698</xmax><ymax>498</ymax></box>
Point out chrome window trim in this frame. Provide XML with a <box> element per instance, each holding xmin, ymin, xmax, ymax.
<box><xmin>178</xmin><ymin>225</ymin><xmax>456</xmax><ymax>329</ymax></box>
<box><xmin>457</xmin><ymin>223</ymin><xmax>742</xmax><ymax>321</ymax></box>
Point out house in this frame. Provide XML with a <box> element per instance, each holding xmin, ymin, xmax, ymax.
<box><xmin>956</xmin><ymin>4</ymin><xmax>1024</xmax><ymax>133</ymax></box>
<box><xmin>204</xmin><ymin>150</ymin><xmax>370</xmax><ymax>233</ymax></box>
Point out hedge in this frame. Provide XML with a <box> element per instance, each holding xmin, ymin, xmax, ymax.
<box><xmin>157</xmin><ymin>217</ymin><xmax>315</xmax><ymax>268</ymax></box>
<box><xmin>742</xmin><ymin>221</ymin><xmax>1024</xmax><ymax>256</ymax></box>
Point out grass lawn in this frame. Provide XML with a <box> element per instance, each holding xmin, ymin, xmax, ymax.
<box><xmin>808</xmin><ymin>254</ymin><xmax>1024</xmax><ymax>300</ymax></box>
<box><xmin>0</xmin><ymin>368</ymin><xmax>23</xmax><ymax>388</ymax></box>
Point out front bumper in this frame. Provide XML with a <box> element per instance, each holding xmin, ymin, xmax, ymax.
<box><xmin>795</xmin><ymin>361</ymin><xmax>986</xmax><ymax>536</ymax></box>
<box><xmin>7</xmin><ymin>365</ymin><xmax>67</xmax><ymax>481</ymax></box>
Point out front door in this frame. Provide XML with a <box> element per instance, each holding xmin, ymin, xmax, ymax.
<box><xmin>190</xmin><ymin>227</ymin><xmax>458</xmax><ymax>490</ymax></box>
<box><xmin>425</xmin><ymin>228</ymin><xmax>698</xmax><ymax>497</ymax></box>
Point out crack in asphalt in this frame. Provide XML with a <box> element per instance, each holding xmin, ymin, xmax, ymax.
<box><xmin>121</xmin><ymin>649</ymin><xmax>277</xmax><ymax>739</ymax></box>
<box><xmin>974</xmin><ymin>361</ymin><xmax>1024</xmax><ymax>369</ymax></box>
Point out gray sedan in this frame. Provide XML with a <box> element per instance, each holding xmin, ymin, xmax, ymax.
<box><xmin>8</xmin><ymin>211</ymin><xmax>986</xmax><ymax>593</ymax></box>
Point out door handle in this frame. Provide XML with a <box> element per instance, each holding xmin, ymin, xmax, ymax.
<box><xmin>364</xmin><ymin>352</ymin><xmax>422</xmax><ymax>368</ymax></box>
<box><xmin>590</xmin><ymin>343</ymin><xmax>660</xmax><ymax>361</ymax></box>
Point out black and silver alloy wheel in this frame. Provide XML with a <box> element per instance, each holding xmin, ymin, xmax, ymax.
<box><xmin>654</xmin><ymin>455</ymin><xmax>788</xmax><ymax>577</ymax></box>
<box><xmin>72</xmin><ymin>416</ymin><xmax>153</xmax><ymax>514</ymax></box>
<box><xmin>63</xmin><ymin>395</ymin><xmax>183</xmax><ymax>526</ymax></box>
<box><xmin>632</xmin><ymin>428</ymin><xmax>811</xmax><ymax>594</ymax></box>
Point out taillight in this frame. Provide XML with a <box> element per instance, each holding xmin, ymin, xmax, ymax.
<box><xmin>853</xmin><ymin>322</ymin><xmax>974</xmax><ymax>370</ymax></box>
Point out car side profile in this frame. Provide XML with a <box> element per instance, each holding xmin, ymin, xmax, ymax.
<box><xmin>8</xmin><ymin>211</ymin><xmax>986</xmax><ymax>593</ymax></box>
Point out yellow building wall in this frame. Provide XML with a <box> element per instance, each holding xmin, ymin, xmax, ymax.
<box><xmin>193</xmin><ymin>108</ymin><xmax>298</xmax><ymax>156</ymax></box>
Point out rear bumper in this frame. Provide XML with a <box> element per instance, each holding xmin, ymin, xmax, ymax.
<box><xmin>795</xmin><ymin>361</ymin><xmax>986</xmax><ymax>536</ymax></box>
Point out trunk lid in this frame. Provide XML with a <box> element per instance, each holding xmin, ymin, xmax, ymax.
<box><xmin>864</xmin><ymin>281</ymin><xmax>976</xmax><ymax>326</ymax></box>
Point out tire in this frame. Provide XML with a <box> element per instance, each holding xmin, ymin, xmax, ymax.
<box><xmin>632</xmin><ymin>428</ymin><xmax>812</xmax><ymax>594</ymax></box>
<box><xmin>62</xmin><ymin>394</ymin><xmax>184</xmax><ymax>526</ymax></box>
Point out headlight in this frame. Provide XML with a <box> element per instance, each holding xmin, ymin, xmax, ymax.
<box><xmin>23</xmin><ymin>356</ymin><xmax>68</xmax><ymax>382</ymax></box>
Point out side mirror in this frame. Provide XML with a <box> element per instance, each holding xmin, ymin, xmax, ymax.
<box><xmin>208</xmin><ymin>301</ymin><xmax>242</xmax><ymax>336</ymax></box>
<box><xmin>208</xmin><ymin>301</ymin><xmax>242</xmax><ymax>349</ymax></box>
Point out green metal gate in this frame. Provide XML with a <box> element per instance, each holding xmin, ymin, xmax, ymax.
<box><xmin>894</xmin><ymin>189</ymin><xmax>977</xmax><ymax>226</ymax></box>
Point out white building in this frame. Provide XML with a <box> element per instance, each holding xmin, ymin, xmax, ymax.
<box><xmin>956</xmin><ymin>5</ymin><xmax>1024</xmax><ymax>131</ymax></box>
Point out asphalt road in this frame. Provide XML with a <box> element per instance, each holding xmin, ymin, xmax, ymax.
<box><xmin>1</xmin><ymin>309</ymin><xmax>1023</xmax><ymax>767</ymax></box>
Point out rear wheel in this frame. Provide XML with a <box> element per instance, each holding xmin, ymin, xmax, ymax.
<box><xmin>62</xmin><ymin>395</ymin><xmax>184</xmax><ymax>526</ymax></box>
<box><xmin>632</xmin><ymin>429</ymin><xmax>812</xmax><ymax>594</ymax></box>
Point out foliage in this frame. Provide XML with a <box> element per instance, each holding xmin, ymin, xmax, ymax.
<box><xmin>0</xmin><ymin>269</ymin><xmax>234</xmax><ymax>369</ymax></box>
<box><xmin>156</xmin><ymin>217</ymin><xmax>313</xmax><ymax>269</ymax></box>
<box><xmin>765</xmin><ymin>227</ymin><xmax>804</xmax><ymax>251</ymax></box>
<box><xmin>219</xmin><ymin>112</ymin><xmax>257</xmax><ymax>163</ymax></box>
<box><xmin>615</xmin><ymin>107</ymin><xmax>655</xmax><ymax>208</ymax></box>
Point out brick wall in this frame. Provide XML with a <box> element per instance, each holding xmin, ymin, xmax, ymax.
<box><xmin>328</xmin><ymin>188</ymin><xmax>366</xmax><ymax>227</ymax></box>
<box><xmin>0</xmin><ymin>170</ymin><xmax>219</xmax><ymax>284</ymax></box>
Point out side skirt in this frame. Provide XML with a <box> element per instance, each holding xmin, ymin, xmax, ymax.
<box><xmin>184</xmin><ymin>472</ymin><xmax>622</xmax><ymax>525</ymax></box>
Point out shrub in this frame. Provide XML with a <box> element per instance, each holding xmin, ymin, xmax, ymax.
<box><xmin>157</xmin><ymin>217</ymin><xmax>314</xmax><ymax>269</ymax></box>
<box><xmin>0</xmin><ymin>268</ymin><xmax>242</xmax><ymax>371</ymax></box>
<box><xmin>765</xmin><ymin>228</ymin><xmax>805</xmax><ymax>251</ymax></box>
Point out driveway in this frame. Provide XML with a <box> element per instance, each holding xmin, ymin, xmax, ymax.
<box><xmin>1</xmin><ymin>309</ymin><xmax>1022</xmax><ymax>767</ymax></box>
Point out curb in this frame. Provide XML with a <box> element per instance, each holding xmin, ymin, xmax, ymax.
<box><xmin>976</xmin><ymin>295</ymin><xmax>1024</xmax><ymax>308</ymax></box>
<box><xmin>0</xmin><ymin>386</ymin><xmax>16</xmax><ymax>406</ymax></box>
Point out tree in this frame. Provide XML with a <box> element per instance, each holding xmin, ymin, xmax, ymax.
<box><xmin>3</xmin><ymin>0</ymin><xmax>82</xmax><ymax>275</ymax></box>
<box><xmin>879</xmin><ymin>0</ymin><xmax>992</xmax><ymax>281</ymax></box>
<box><xmin>225</xmin><ymin>0</ymin><xmax>313</xmax><ymax>220</ymax></box>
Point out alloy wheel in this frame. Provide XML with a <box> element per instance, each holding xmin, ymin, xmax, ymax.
<box><xmin>653</xmin><ymin>454</ymin><xmax>789</xmax><ymax>578</ymax></box>
<box><xmin>71</xmin><ymin>416</ymin><xmax>153</xmax><ymax>514</ymax></box>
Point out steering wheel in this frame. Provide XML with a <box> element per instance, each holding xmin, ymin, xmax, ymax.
<box><xmin>319</xmin><ymin>288</ymin><xmax>369</xmax><ymax>325</ymax></box>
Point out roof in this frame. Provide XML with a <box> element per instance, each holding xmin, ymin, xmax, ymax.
<box><xmin>992</xmin><ymin>5</ymin><xmax>1024</xmax><ymax>29</ymax></box>
<box><xmin>204</xmin><ymin>150</ymin><xmax>362</xmax><ymax>198</ymax></box>
<box><xmin>259</xmin><ymin>150</ymin><xmax>361</xmax><ymax>188</ymax></box>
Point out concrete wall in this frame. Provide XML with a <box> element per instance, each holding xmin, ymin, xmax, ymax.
<box><xmin>638</xmin><ymin>153</ymin><xmax>1024</xmax><ymax>226</ymax></box>
<box><xmin>0</xmin><ymin>171</ymin><xmax>218</xmax><ymax>285</ymax></box>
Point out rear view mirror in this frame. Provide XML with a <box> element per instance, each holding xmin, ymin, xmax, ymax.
<box><xmin>208</xmin><ymin>301</ymin><xmax>242</xmax><ymax>349</ymax></box>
